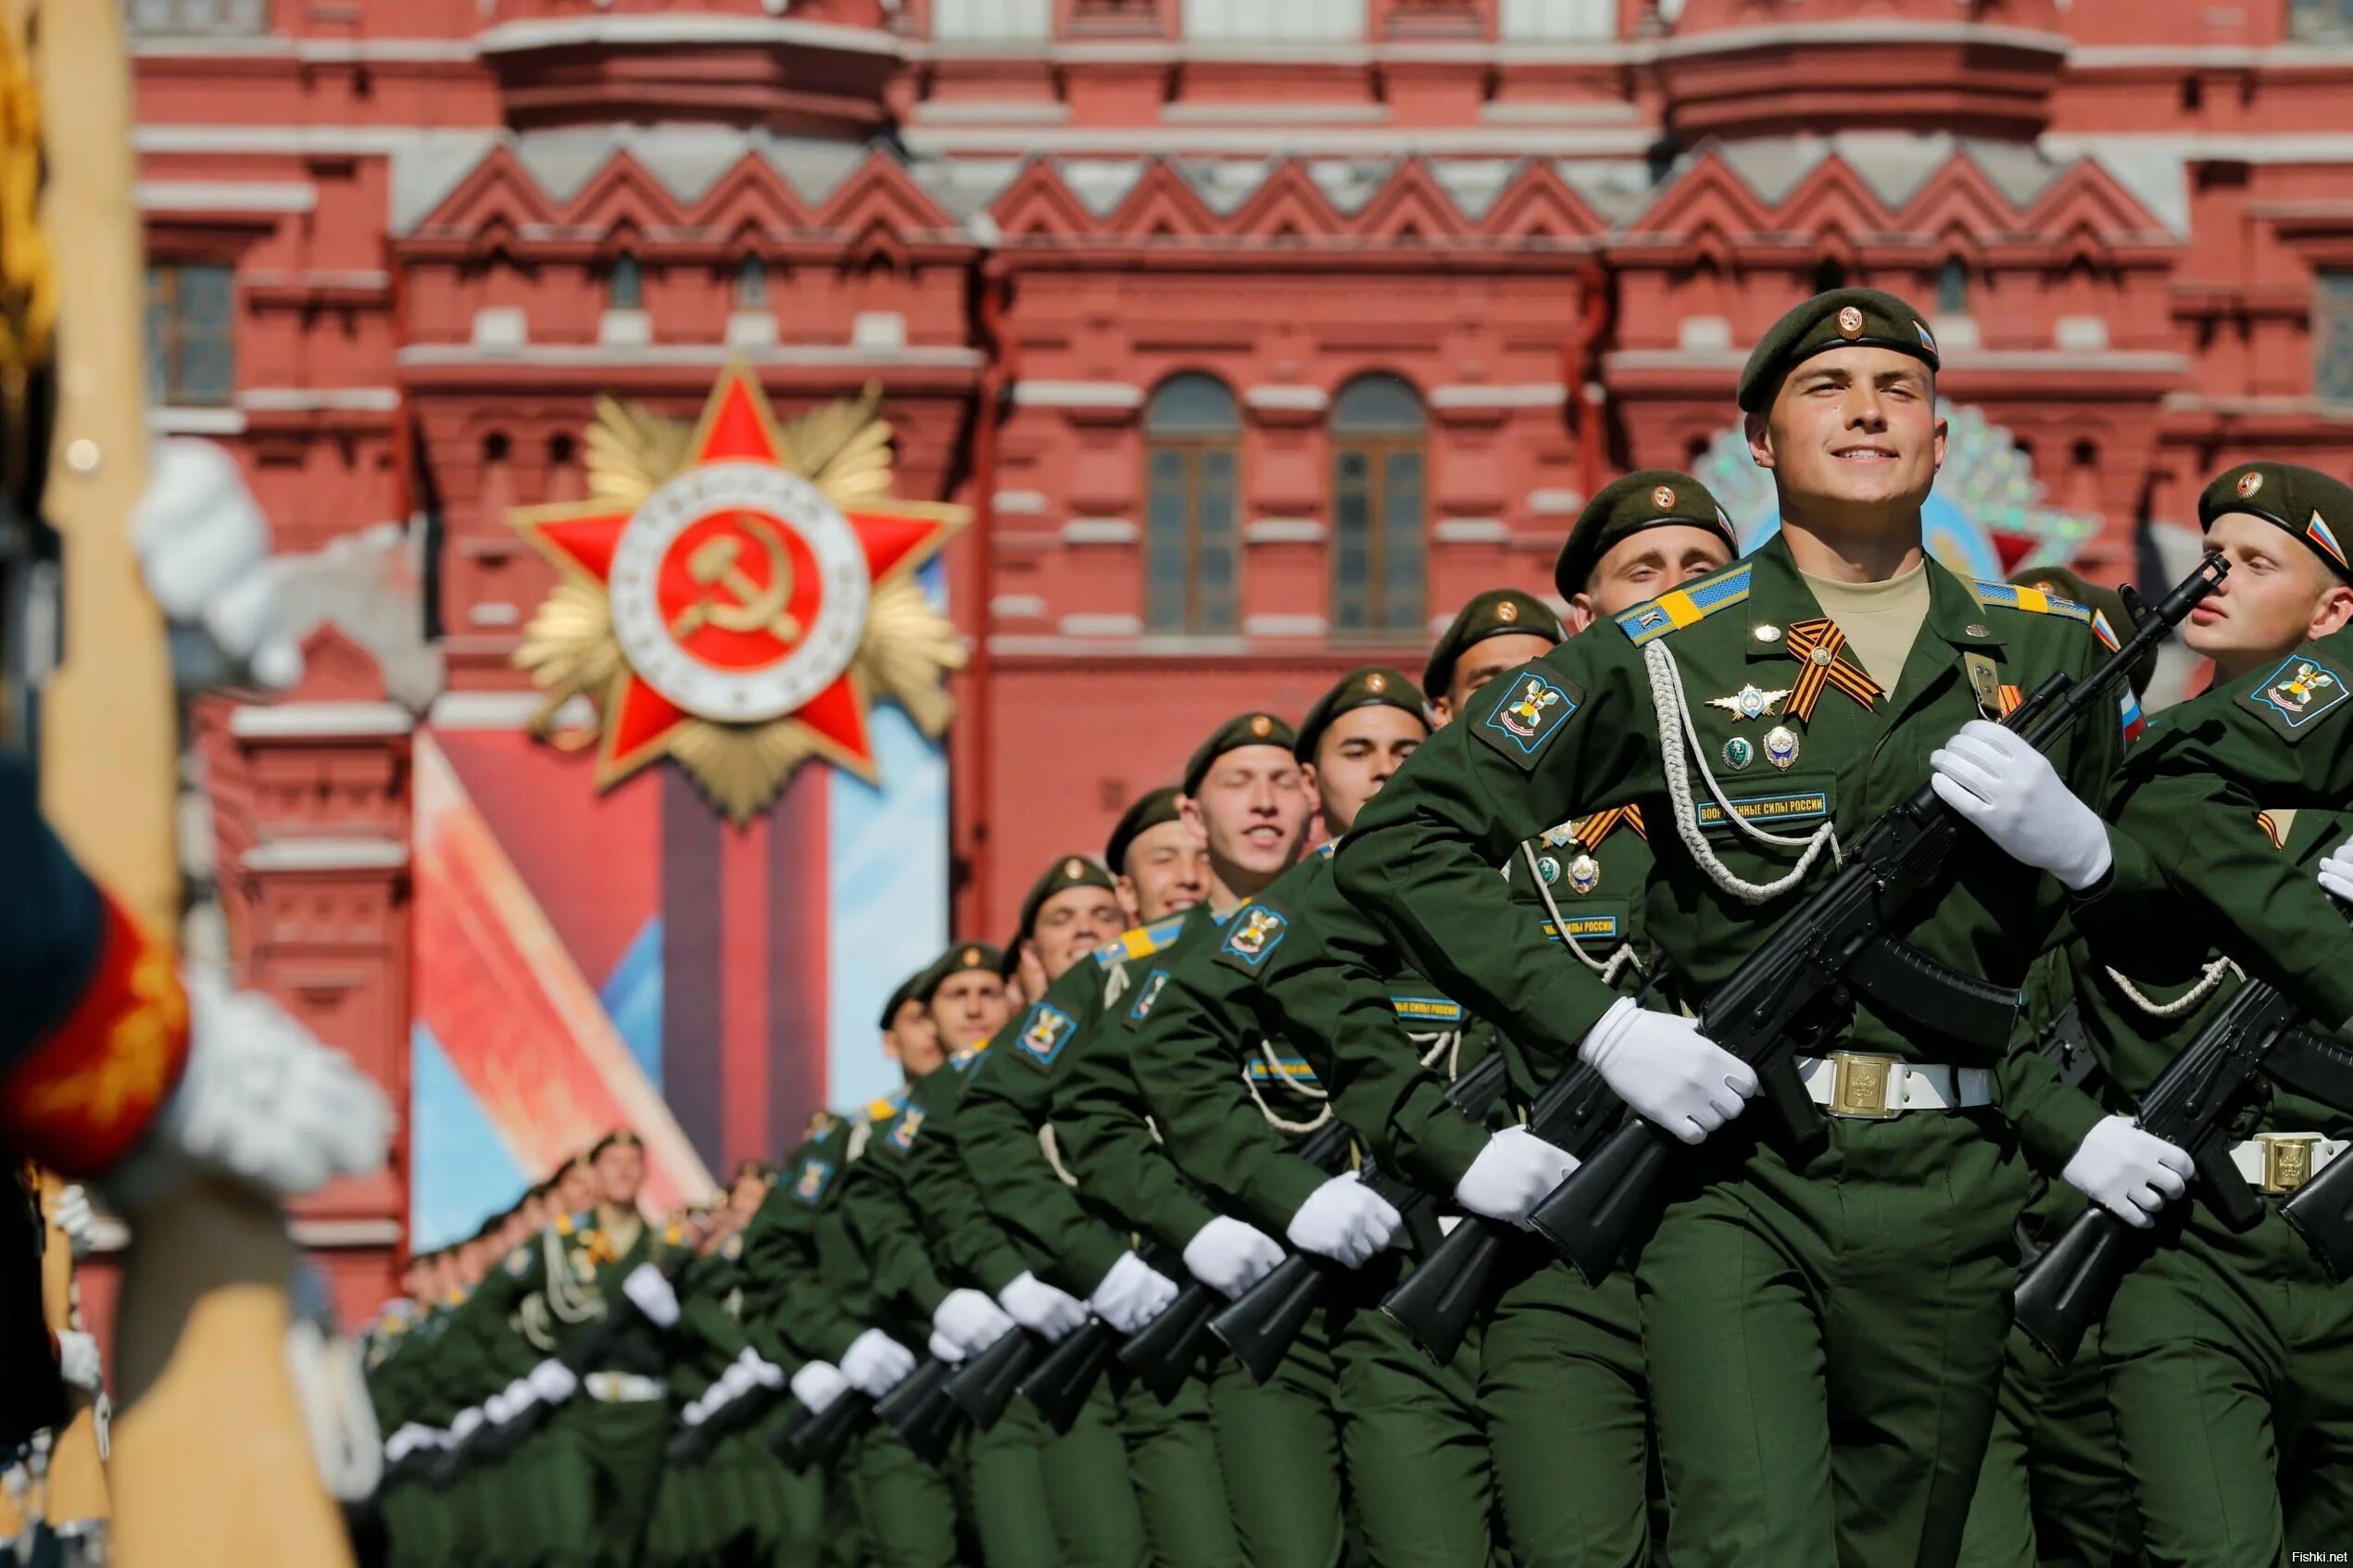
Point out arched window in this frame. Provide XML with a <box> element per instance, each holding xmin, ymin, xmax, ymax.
<box><xmin>735</xmin><ymin>255</ymin><xmax>768</xmax><ymax>309</ymax></box>
<box><xmin>1329</xmin><ymin>374</ymin><xmax>1427</xmax><ymax>635</ymax></box>
<box><xmin>1143</xmin><ymin>374</ymin><xmax>1241</xmax><ymax>634</ymax></box>
<box><xmin>608</xmin><ymin>253</ymin><xmax>643</xmax><ymax>311</ymax></box>
<box><xmin>1937</xmin><ymin>256</ymin><xmax>1971</xmax><ymax>316</ymax></box>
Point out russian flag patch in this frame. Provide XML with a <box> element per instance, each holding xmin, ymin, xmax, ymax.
<box><xmin>2309</xmin><ymin>510</ymin><xmax>2347</xmax><ymax>571</ymax></box>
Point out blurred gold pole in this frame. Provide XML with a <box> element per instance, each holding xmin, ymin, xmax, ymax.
<box><xmin>18</xmin><ymin>1</ymin><xmax>354</xmax><ymax>1562</ymax></box>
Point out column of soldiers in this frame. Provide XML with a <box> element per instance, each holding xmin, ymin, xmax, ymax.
<box><xmin>366</xmin><ymin>288</ymin><xmax>2353</xmax><ymax>1568</ymax></box>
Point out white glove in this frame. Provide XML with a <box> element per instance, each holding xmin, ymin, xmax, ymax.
<box><xmin>107</xmin><ymin>968</ymin><xmax>393</xmax><ymax>1209</ymax></box>
<box><xmin>2320</xmin><ymin>834</ymin><xmax>2353</xmax><ymax>904</ymax></box>
<box><xmin>502</xmin><ymin>1376</ymin><xmax>536</xmax><ymax>1416</ymax></box>
<box><xmin>681</xmin><ymin>1394</ymin><xmax>711</xmax><ymax>1428</ymax></box>
<box><xmin>927</xmin><ymin>1329</ymin><xmax>966</xmax><ymax>1364</ymax></box>
<box><xmin>622</xmin><ymin>1263</ymin><xmax>680</xmax><ymax>1327</ymax></box>
<box><xmin>484</xmin><ymin>1388</ymin><xmax>517</xmax><ymax>1425</ymax></box>
<box><xmin>1087</xmin><ymin>1250</ymin><xmax>1178</xmax><ymax>1334</ymax></box>
<box><xmin>383</xmin><ymin>1423</ymin><xmax>435</xmax><ymax>1465</ymax></box>
<box><xmin>710</xmin><ymin>1361</ymin><xmax>759</xmax><ymax>1407</ymax></box>
<box><xmin>738</xmin><ymin>1348</ymin><xmax>786</xmax><ymax>1390</ymax></box>
<box><xmin>132</xmin><ymin>437</ymin><xmax>304</xmax><ymax>689</ymax></box>
<box><xmin>1284</xmin><ymin>1172</ymin><xmax>1404</xmax><ymax>1268</ymax></box>
<box><xmin>1180</xmin><ymin>1215</ymin><xmax>1284</xmax><ymax>1301</ymax></box>
<box><xmin>2062</xmin><ymin>1115</ymin><xmax>2194</xmax><ymax>1229</ymax></box>
<box><xmin>526</xmin><ymin>1359</ymin><xmax>578</xmax><ymax>1406</ymax></box>
<box><xmin>789</xmin><ymin>1361</ymin><xmax>849</xmax><ymax>1415</ymax></box>
<box><xmin>53</xmin><ymin>1185</ymin><xmax>94</xmax><ymax>1261</ymax></box>
<box><xmin>931</xmin><ymin>1287</ymin><xmax>1015</xmax><ymax>1355</ymax></box>
<box><xmin>1453</xmin><ymin>1126</ymin><xmax>1582</xmax><ymax>1224</ymax></box>
<box><xmin>998</xmin><ymin>1272</ymin><xmax>1087</xmax><ymax>1342</ymax></box>
<box><xmin>448</xmin><ymin>1407</ymin><xmax>484</xmax><ymax>1443</ymax></box>
<box><xmin>55</xmin><ymin>1330</ymin><xmax>100</xmax><ymax>1394</ymax></box>
<box><xmin>839</xmin><ymin>1328</ymin><xmax>915</xmax><ymax>1397</ymax></box>
<box><xmin>1579</xmin><ymin>997</ymin><xmax>1758</xmax><ymax>1146</ymax></box>
<box><xmin>1930</xmin><ymin>720</ymin><xmax>2113</xmax><ymax>892</ymax></box>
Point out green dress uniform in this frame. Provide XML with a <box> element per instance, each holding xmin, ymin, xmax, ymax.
<box><xmin>440</xmin><ymin>1264</ymin><xmax>561</xmax><ymax>1568</ymax></box>
<box><xmin>366</xmin><ymin>1301</ymin><xmax>459</xmax><ymax>1568</ymax></box>
<box><xmin>960</xmin><ymin>917</ymin><xmax>1243</xmax><ymax>1568</ymax></box>
<box><xmin>1334</xmin><ymin>495</ymin><xmax>2126</xmax><ymax>1564</ymax></box>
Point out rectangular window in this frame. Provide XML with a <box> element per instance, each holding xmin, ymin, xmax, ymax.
<box><xmin>1498</xmin><ymin>0</ymin><xmax>1617</xmax><ymax>41</ymax></box>
<box><xmin>2318</xmin><ymin>270</ymin><xmax>2353</xmax><ymax>405</ymax></box>
<box><xmin>1330</xmin><ymin>440</ymin><xmax>1426</xmax><ymax>635</ymax></box>
<box><xmin>2291</xmin><ymin>0</ymin><xmax>2353</xmax><ymax>41</ymax></box>
<box><xmin>1144</xmin><ymin>445</ymin><xmax>1241</xmax><ymax>634</ymax></box>
<box><xmin>125</xmin><ymin>0</ymin><xmax>271</xmax><ymax>36</ymax></box>
<box><xmin>144</xmin><ymin>263</ymin><xmax>236</xmax><ymax>408</ymax></box>
<box><xmin>1183</xmin><ymin>0</ymin><xmax>1365</xmax><ymax>43</ymax></box>
<box><xmin>933</xmin><ymin>0</ymin><xmax>1054</xmax><ymax>39</ymax></box>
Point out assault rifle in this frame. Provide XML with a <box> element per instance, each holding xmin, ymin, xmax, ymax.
<box><xmin>1114</xmin><ymin>1273</ymin><xmax>1221</xmax><ymax>1402</ymax></box>
<box><xmin>772</xmin><ymin>1385</ymin><xmax>871</xmax><ymax>1472</ymax></box>
<box><xmin>1212</xmin><ymin>1053</ymin><xmax>1509</xmax><ymax>1383</ymax></box>
<box><xmin>1521</xmin><ymin>555</ymin><xmax>2228</xmax><ymax>1284</ymax></box>
<box><xmin>2017</xmin><ymin>989</ymin><xmax>2353</xmax><ymax>1361</ymax></box>
<box><xmin>1019</xmin><ymin>1312</ymin><xmax>1121</xmax><ymax>1432</ymax></box>
<box><xmin>944</xmin><ymin>1325</ymin><xmax>1041</xmax><ymax>1430</ymax></box>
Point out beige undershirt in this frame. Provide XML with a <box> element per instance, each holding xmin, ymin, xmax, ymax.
<box><xmin>1799</xmin><ymin>561</ymin><xmax>1932</xmax><ymax>691</ymax></box>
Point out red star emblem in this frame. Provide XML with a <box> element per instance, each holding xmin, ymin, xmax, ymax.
<box><xmin>512</xmin><ymin>369</ymin><xmax>963</xmax><ymax>794</ymax></box>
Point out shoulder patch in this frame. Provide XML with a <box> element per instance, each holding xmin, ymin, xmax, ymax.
<box><xmin>1617</xmin><ymin>563</ymin><xmax>1753</xmax><ymax>646</ymax></box>
<box><xmin>1969</xmin><ymin>580</ymin><xmax>2094</xmax><ymax>625</ymax></box>
<box><xmin>2240</xmin><ymin>654</ymin><xmax>2349</xmax><ymax>741</ymax></box>
<box><xmin>1096</xmin><ymin>913</ymin><xmax>1189</xmax><ymax>967</ymax></box>
<box><xmin>792</xmin><ymin>1157</ymin><xmax>837</xmax><ymax>1206</ymax></box>
<box><xmin>1218</xmin><ymin>905</ymin><xmax>1290</xmax><ymax>968</ymax></box>
<box><xmin>1476</xmin><ymin>671</ymin><xmax>1582</xmax><ymax>768</ymax></box>
<box><xmin>1014</xmin><ymin>1002</ymin><xmax>1078</xmax><ymax>1070</ymax></box>
<box><xmin>503</xmin><ymin>1245</ymin><xmax>532</xmax><ymax>1277</ymax></box>
<box><xmin>1127</xmin><ymin>969</ymin><xmax>1171</xmax><ymax>1022</ymax></box>
<box><xmin>887</xmin><ymin>1105</ymin><xmax>925</xmax><ymax>1151</ymax></box>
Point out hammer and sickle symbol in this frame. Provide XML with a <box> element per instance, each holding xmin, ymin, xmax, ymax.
<box><xmin>669</xmin><ymin>512</ymin><xmax>803</xmax><ymax>646</ymax></box>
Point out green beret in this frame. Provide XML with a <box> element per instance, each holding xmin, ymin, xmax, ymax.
<box><xmin>1736</xmin><ymin>288</ymin><xmax>1942</xmax><ymax>414</ymax></box>
<box><xmin>1422</xmin><ymin>590</ymin><xmax>1563</xmax><ymax>697</ymax></box>
<box><xmin>1553</xmin><ymin>470</ymin><xmax>1741</xmax><ymax>600</ymax></box>
<box><xmin>1294</xmin><ymin>667</ymin><xmax>1428</xmax><ymax>764</ymax></box>
<box><xmin>1105</xmin><ymin>786</ymin><xmax>1185</xmax><ymax>873</ymax></box>
<box><xmin>2197</xmin><ymin>462</ymin><xmax>2353</xmax><ymax>584</ymax></box>
<box><xmin>916</xmin><ymin>942</ymin><xmax>1006</xmax><ymax>1003</ymax></box>
<box><xmin>877</xmin><ymin>969</ymin><xmax>928</xmax><ymax>1030</ymax></box>
<box><xmin>1181</xmin><ymin>711</ymin><xmax>1297</xmax><ymax>797</ymax></box>
<box><xmin>1014</xmin><ymin>855</ymin><xmax>1118</xmax><ymax>950</ymax></box>
<box><xmin>2008</xmin><ymin>565</ymin><xmax>2157</xmax><ymax>701</ymax></box>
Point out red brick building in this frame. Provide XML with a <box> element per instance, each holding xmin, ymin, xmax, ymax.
<box><xmin>121</xmin><ymin>0</ymin><xmax>2353</xmax><ymax>1311</ymax></box>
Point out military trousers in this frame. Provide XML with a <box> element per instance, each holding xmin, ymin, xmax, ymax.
<box><xmin>961</xmin><ymin>1374</ymin><xmax>1149</xmax><ymax>1568</ymax></box>
<box><xmin>1636</xmin><ymin>1110</ymin><xmax>2019</xmax><ymax>1568</ymax></box>
<box><xmin>846</xmin><ymin>1423</ymin><xmax>963</xmax><ymax>1568</ymax></box>
<box><xmin>1481</xmin><ymin>1240</ymin><xmax>1654</xmax><ymax>1568</ymax></box>
<box><xmin>1112</xmin><ymin>1359</ymin><xmax>1244</xmax><ymax>1568</ymax></box>
<box><xmin>2103</xmin><ymin>1206</ymin><xmax>2353</xmax><ymax>1567</ymax></box>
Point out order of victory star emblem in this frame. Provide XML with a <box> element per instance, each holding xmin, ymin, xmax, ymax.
<box><xmin>511</xmin><ymin>368</ymin><xmax>967</xmax><ymax>822</ymax></box>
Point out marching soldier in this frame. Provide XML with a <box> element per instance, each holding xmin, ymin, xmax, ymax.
<box><xmin>1952</xmin><ymin>461</ymin><xmax>2353</xmax><ymax>1564</ymax></box>
<box><xmin>1334</xmin><ymin>289</ymin><xmax>2170</xmax><ymax>1566</ymax></box>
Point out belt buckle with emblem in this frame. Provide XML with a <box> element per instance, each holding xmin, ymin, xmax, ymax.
<box><xmin>1829</xmin><ymin>1051</ymin><xmax>1901</xmax><ymax>1120</ymax></box>
<box><xmin>2257</xmin><ymin>1132</ymin><xmax>2321</xmax><ymax>1193</ymax></box>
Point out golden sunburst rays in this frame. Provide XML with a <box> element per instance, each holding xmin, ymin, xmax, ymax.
<box><xmin>510</xmin><ymin>370</ymin><xmax>969</xmax><ymax>824</ymax></box>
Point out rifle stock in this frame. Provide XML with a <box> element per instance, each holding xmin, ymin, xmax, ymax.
<box><xmin>1019</xmin><ymin>1314</ymin><xmax>1120</xmax><ymax>1431</ymax></box>
<box><xmin>943</xmin><ymin>1328</ymin><xmax>1038</xmax><ymax>1430</ymax></box>
<box><xmin>1521</xmin><ymin>556</ymin><xmax>2228</xmax><ymax>1285</ymax></box>
<box><xmin>774</xmin><ymin>1390</ymin><xmax>873</xmax><ymax>1472</ymax></box>
<box><xmin>875</xmin><ymin>1357</ymin><xmax>962</xmax><ymax>1461</ymax></box>
<box><xmin>2009</xmin><ymin>1202</ymin><xmax>2139</xmax><ymax>1363</ymax></box>
<box><xmin>1116</xmin><ymin>1280</ymin><xmax>1218</xmax><ymax>1400</ymax></box>
<box><xmin>2282</xmin><ymin>1148</ymin><xmax>2353</xmax><ymax>1279</ymax></box>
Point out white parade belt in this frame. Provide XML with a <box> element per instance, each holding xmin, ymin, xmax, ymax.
<box><xmin>1796</xmin><ymin>1052</ymin><xmax>1993</xmax><ymax>1120</ymax></box>
<box><xmin>2228</xmin><ymin>1132</ymin><xmax>2347</xmax><ymax>1194</ymax></box>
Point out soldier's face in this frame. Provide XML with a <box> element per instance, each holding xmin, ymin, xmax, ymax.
<box><xmin>729</xmin><ymin>1173</ymin><xmax>769</xmax><ymax>1216</ymax></box>
<box><xmin>1749</xmin><ymin>347</ymin><xmax>1945</xmax><ymax>522</ymax></box>
<box><xmin>885</xmin><ymin>996</ymin><xmax>944</xmax><ymax>1078</ymax></box>
<box><xmin>1119</xmin><ymin>820</ymin><xmax>1209</xmax><ymax>924</ymax></box>
<box><xmin>1304</xmin><ymin>705</ymin><xmax>1427</xmax><ymax>837</ymax></box>
<box><xmin>930</xmin><ymin>970</ymin><xmax>1013</xmax><ymax>1050</ymax></box>
<box><xmin>1182</xmin><ymin>746</ymin><xmax>1314</xmax><ymax>888</ymax></box>
<box><xmin>1568</xmin><ymin>524</ymin><xmax>1737</xmax><ymax>629</ymax></box>
<box><xmin>558</xmin><ymin>1165</ymin><xmax>598</xmax><ymax>1215</ymax></box>
<box><xmin>1030</xmin><ymin>884</ymin><xmax>1126</xmax><ymax>982</ymax></box>
<box><xmin>2187</xmin><ymin>511</ymin><xmax>2353</xmax><ymax>677</ymax></box>
<box><xmin>1433</xmin><ymin>633</ymin><xmax>1559</xmax><ymax>724</ymax></box>
<box><xmin>594</xmin><ymin>1143</ymin><xmax>647</xmax><ymax>1208</ymax></box>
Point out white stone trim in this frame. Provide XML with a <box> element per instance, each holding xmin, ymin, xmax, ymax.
<box><xmin>429</xmin><ymin>691</ymin><xmax>591</xmax><ymax>730</ymax></box>
<box><xmin>229</xmin><ymin>701</ymin><xmax>413</xmax><ymax>739</ymax></box>
<box><xmin>1434</xmin><ymin>517</ymin><xmax>1510</xmax><ymax>543</ymax></box>
<box><xmin>469</xmin><ymin>603</ymin><xmax>522</xmax><ymax>628</ymax></box>
<box><xmin>1429</xmin><ymin>383</ymin><xmax>1566</xmax><ymax>409</ymax></box>
<box><xmin>135</xmin><ymin>125</ymin><xmax>475</xmax><ymax>156</ymax></box>
<box><xmin>1244</xmin><ymin>385</ymin><xmax>1330</xmax><ymax>412</ymax></box>
<box><xmin>1528</xmin><ymin>489</ymin><xmax>1584</xmax><ymax>515</ymax></box>
<box><xmin>989</xmin><ymin>594</ymin><xmax>1048</xmax><ymax>620</ymax></box>
<box><xmin>1063</xmin><ymin>518</ymin><xmax>1139</xmax><ymax>545</ymax></box>
<box><xmin>238</xmin><ymin>386</ymin><xmax>402</xmax><ymax>413</ymax></box>
<box><xmin>725</xmin><ymin>311</ymin><xmax>780</xmax><ymax>348</ymax></box>
<box><xmin>291</xmin><ymin>1218</ymin><xmax>409</xmax><ymax>1248</ymax></box>
<box><xmin>132</xmin><ymin>36</ymin><xmax>479</xmax><ymax>64</ymax></box>
<box><xmin>136</xmin><ymin>179</ymin><xmax>317</xmax><ymax>215</ymax></box>
<box><xmin>471</xmin><ymin>308</ymin><xmax>528</xmax><ymax>350</ymax></box>
<box><xmin>400</xmin><ymin>343</ymin><xmax>987</xmax><ymax>370</ymax></box>
<box><xmin>476</xmin><ymin>16</ymin><xmax>901</xmax><ymax>57</ymax></box>
<box><xmin>903</xmin><ymin>124</ymin><xmax>1658</xmax><ymax>157</ymax></box>
<box><xmin>1057</xmin><ymin>613</ymin><xmax>1143</xmax><ymax>637</ymax></box>
<box><xmin>1246</xmin><ymin>518</ymin><xmax>1326</xmax><ymax>544</ymax></box>
<box><xmin>992</xmin><ymin>490</ymin><xmax>1050</xmax><ymax>514</ymax></box>
<box><xmin>1162</xmin><ymin>103</ymin><xmax>1389</xmax><ymax>124</ymax></box>
<box><xmin>598</xmin><ymin>309</ymin><xmax>653</xmax><ymax>348</ymax></box>
<box><xmin>148</xmin><ymin>407</ymin><xmax>248</xmax><ymax>436</ymax></box>
<box><xmin>1011</xmin><ymin>381</ymin><xmax>1147</xmax><ymax>409</ymax></box>
<box><xmin>242</xmin><ymin>837</ymin><xmax>409</xmax><ymax>872</ymax></box>
<box><xmin>1242</xmin><ymin>614</ymin><xmax>1328</xmax><ymax>636</ymax></box>
<box><xmin>909</xmin><ymin>102</ymin><xmax>1074</xmax><ymax>125</ymax></box>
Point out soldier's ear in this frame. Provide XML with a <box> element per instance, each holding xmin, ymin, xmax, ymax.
<box><xmin>2313</xmin><ymin>583</ymin><xmax>2353</xmax><ymax>641</ymax></box>
<box><xmin>1744</xmin><ymin>410</ymin><xmax>1775</xmax><ymax>470</ymax></box>
<box><xmin>1564</xmin><ymin>594</ymin><xmax>1597</xmax><ymax>634</ymax></box>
